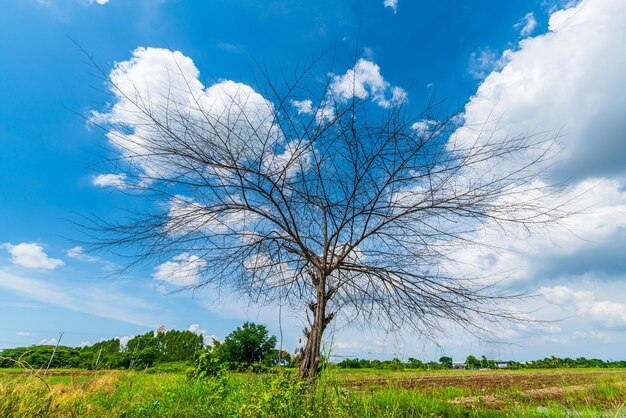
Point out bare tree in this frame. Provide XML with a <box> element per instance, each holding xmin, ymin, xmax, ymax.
<box><xmin>85</xmin><ymin>49</ymin><xmax>565</xmax><ymax>379</ymax></box>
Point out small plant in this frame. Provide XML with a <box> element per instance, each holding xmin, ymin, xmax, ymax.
<box><xmin>189</xmin><ymin>349</ymin><xmax>225</xmax><ymax>379</ymax></box>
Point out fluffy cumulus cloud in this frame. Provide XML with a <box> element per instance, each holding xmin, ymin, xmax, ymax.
<box><xmin>153</xmin><ymin>253</ymin><xmax>207</xmax><ymax>287</ymax></box>
<box><xmin>1</xmin><ymin>242</ymin><xmax>64</xmax><ymax>270</ymax></box>
<box><xmin>440</xmin><ymin>0</ymin><xmax>626</xmax><ymax>354</ymax></box>
<box><xmin>448</xmin><ymin>0</ymin><xmax>626</xmax><ymax>284</ymax></box>
<box><xmin>92</xmin><ymin>47</ymin><xmax>279</xmax><ymax>180</ymax></box>
<box><xmin>383</xmin><ymin>0</ymin><xmax>398</xmax><ymax>13</ymax></box>
<box><xmin>330</xmin><ymin>58</ymin><xmax>407</xmax><ymax>108</ymax></box>
<box><xmin>458</xmin><ymin>0</ymin><xmax>626</xmax><ymax>182</ymax></box>
<box><xmin>514</xmin><ymin>12</ymin><xmax>539</xmax><ymax>37</ymax></box>
<box><xmin>446</xmin><ymin>179</ymin><xmax>626</xmax><ymax>286</ymax></box>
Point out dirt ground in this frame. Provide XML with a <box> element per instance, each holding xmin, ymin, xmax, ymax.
<box><xmin>339</xmin><ymin>369</ymin><xmax>626</xmax><ymax>392</ymax></box>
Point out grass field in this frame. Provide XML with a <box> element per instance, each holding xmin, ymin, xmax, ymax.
<box><xmin>1</xmin><ymin>367</ymin><xmax>625</xmax><ymax>417</ymax></box>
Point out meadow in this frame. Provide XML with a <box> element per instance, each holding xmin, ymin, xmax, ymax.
<box><xmin>1</xmin><ymin>366</ymin><xmax>625</xmax><ymax>417</ymax></box>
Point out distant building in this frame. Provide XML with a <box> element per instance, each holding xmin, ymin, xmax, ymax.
<box><xmin>494</xmin><ymin>360</ymin><xmax>513</xmax><ymax>368</ymax></box>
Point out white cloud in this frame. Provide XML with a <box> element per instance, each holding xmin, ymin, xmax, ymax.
<box><xmin>92</xmin><ymin>173</ymin><xmax>127</xmax><ymax>189</ymax></box>
<box><xmin>457</xmin><ymin>0</ymin><xmax>626</xmax><ymax>181</ymax></box>
<box><xmin>0</xmin><ymin>269</ymin><xmax>161</xmax><ymax>327</ymax></box>
<box><xmin>292</xmin><ymin>99</ymin><xmax>335</xmax><ymax>124</ymax></box>
<box><xmin>188</xmin><ymin>323</ymin><xmax>203</xmax><ymax>333</ymax></box>
<box><xmin>291</xmin><ymin>99</ymin><xmax>313</xmax><ymax>115</ymax></box>
<box><xmin>444</xmin><ymin>178</ymin><xmax>626</xmax><ymax>288</ymax></box>
<box><xmin>440</xmin><ymin>0</ymin><xmax>626</xmax><ymax>297</ymax></box>
<box><xmin>444</xmin><ymin>0</ymin><xmax>626</xmax><ymax>287</ymax></box>
<box><xmin>468</xmin><ymin>48</ymin><xmax>512</xmax><ymax>80</ymax></box>
<box><xmin>39</xmin><ymin>338</ymin><xmax>57</xmax><ymax>345</ymax></box>
<box><xmin>2</xmin><ymin>242</ymin><xmax>64</xmax><ymax>270</ymax></box>
<box><xmin>542</xmin><ymin>0</ymin><xmax>581</xmax><ymax>13</ymax></box>
<box><xmin>66</xmin><ymin>246</ymin><xmax>100</xmax><ymax>262</ymax></box>
<box><xmin>429</xmin><ymin>0</ymin><xmax>626</xmax><ymax>357</ymax></box>
<box><xmin>514</xmin><ymin>12</ymin><xmax>538</xmax><ymax>37</ymax></box>
<box><xmin>79</xmin><ymin>341</ymin><xmax>90</xmax><ymax>348</ymax></box>
<box><xmin>165</xmin><ymin>195</ymin><xmax>261</xmax><ymax>236</ymax></box>
<box><xmin>92</xmin><ymin>47</ymin><xmax>280</xmax><ymax>179</ymax></box>
<box><xmin>216</xmin><ymin>42</ymin><xmax>244</xmax><ymax>53</ymax></box>
<box><xmin>153</xmin><ymin>252</ymin><xmax>207</xmax><ymax>287</ymax></box>
<box><xmin>330</xmin><ymin>58</ymin><xmax>407</xmax><ymax>108</ymax></box>
<box><xmin>188</xmin><ymin>323</ymin><xmax>217</xmax><ymax>345</ymax></box>
<box><xmin>541</xmin><ymin>286</ymin><xmax>626</xmax><ymax>329</ymax></box>
<box><xmin>262</xmin><ymin>139</ymin><xmax>312</xmax><ymax>179</ymax></box>
<box><xmin>383</xmin><ymin>0</ymin><xmax>398</xmax><ymax>13</ymax></box>
<box><xmin>411</xmin><ymin>119</ymin><xmax>439</xmax><ymax>135</ymax></box>
<box><xmin>16</xmin><ymin>331</ymin><xmax>30</xmax><ymax>337</ymax></box>
<box><xmin>117</xmin><ymin>335</ymin><xmax>132</xmax><ymax>347</ymax></box>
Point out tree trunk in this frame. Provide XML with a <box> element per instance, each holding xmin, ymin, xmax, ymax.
<box><xmin>297</xmin><ymin>276</ymin><xmax>334</xmax><ymax>379</ymax></box>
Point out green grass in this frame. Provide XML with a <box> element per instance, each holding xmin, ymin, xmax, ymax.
<box><xmin>1</xmin><ymin>367</ymin><xmax>625</xmax><ymax>417</ymax></box>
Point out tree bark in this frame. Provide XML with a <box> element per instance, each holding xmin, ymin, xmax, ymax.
<box><xmin>297</xmin><ymin>275</ymin><xmax>333</xmax><ymax>379</ymax></box>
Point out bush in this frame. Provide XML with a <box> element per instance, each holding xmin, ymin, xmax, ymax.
<box><xmin>190</xmin><ymin>349</ymin><xmax>225</xmax><ymax>379</ymax></box>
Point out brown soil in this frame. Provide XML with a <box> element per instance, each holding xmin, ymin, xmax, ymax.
<box><xmin>340</xmin><ymin>370</ymin><xmax>626</xmax><ymax>393</ymax></box>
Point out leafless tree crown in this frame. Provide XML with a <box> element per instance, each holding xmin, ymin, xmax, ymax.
<box><xmin>86</xmin><ymin>53</ymin><xmax>565</xmax><ymax>377</ymax></box>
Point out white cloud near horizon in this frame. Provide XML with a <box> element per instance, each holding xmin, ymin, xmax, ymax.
<box><xmin>188</xmin><ymin>323</ymin><xmax>218</xmax><ymax>345</ymax></box>
<box><xmin>0</xmin><ymin>268</ymin><xmax>161</xmax><ymax>327</ymax></box>
<box><xmin>1</xmin><ymin>242</ymin><xmax>64</xmax><ymax>270</ymax></box>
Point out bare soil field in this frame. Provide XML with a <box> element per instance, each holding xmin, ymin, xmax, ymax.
<box><xmin>339</xmin><ymin>369</ymin><xmax>626</xmax><ymax>392</ymax></box>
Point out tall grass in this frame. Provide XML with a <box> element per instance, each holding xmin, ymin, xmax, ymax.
<box><xmin>1</xmin><ymin>368</ymin><xmax>625</xmax><ymax>417</ymax></box>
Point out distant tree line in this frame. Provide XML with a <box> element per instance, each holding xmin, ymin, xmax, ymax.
<box><xmin>3</xmin><ymin>325</ymin><xmax>624</xmax><ymax>373</ymax></box>
<box><xmin>0</xmin><ymin>322</ymin><xmax>291</xmax><ymax>374</ymax></box>
<box><xmin>0</xmin><ymin>328</ymin><xmax>203</xmax><ymax>370</ymax></box>
<box><xmin>336</xmin><ymin>355</ymin><xmax>626</xmax><ymax>370</ymax></box>
<box><xmin>515</xmin><ymin>355</ymin><xmax>626</xmax><ymax>369</ymax></box>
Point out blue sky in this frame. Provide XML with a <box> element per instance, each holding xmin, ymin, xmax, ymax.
<box><xmin>1</xmin><ymin>0</ymin><xmax>625</xmax><ymax>362</ymax></box>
